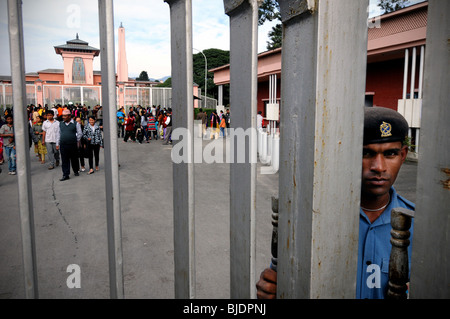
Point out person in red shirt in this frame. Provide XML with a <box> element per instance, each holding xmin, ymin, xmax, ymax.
<box><xmin>123</xmin><ymin>113</ymin><xmax>136</xmax><ymax>143</ymax></box>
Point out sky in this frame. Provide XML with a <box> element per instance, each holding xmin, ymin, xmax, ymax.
<box><xmin>0</xmin><ymin>0</ymin><xmax>425</xmax><ymax>80</ymax></box>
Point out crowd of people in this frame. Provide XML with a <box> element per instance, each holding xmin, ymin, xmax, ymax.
<box><xmin>0</xmin><ymin>103</ymin><xmax>104</xmax><ymax>179</ymax></box>
<box><xmin>1</xmin><ymin>103</ymin><xmax>233</xmax><ymax>177</ymax></box>
<box><xmin>117</xmin><ymin>106</ymin><xmax>231</xmax><ymax>144</ymax></box>
<box><xmin>196</xmin><ymin>108</ymin><xmax>230</xmax><ymax>139</ymax></box>
<box><xmin>117</xmin><ymin>105</ymin><xmax>171</xmax><ymax>144</ymax></box>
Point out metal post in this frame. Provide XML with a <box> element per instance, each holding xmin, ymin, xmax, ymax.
<box><xmin>277</xmin><ymin>0</ymin><xmax>368</xmax><ymax>298</ymax></box>
<box><xmin>410</xmin><ymin>0</ymin><xmax>450</xmax><ymax>299</ymax></box>
<box><xmin>270</xmin><ymin>197</ymin><xmax>279</xmax><ymax>272</ymax></box>
<box><xmin>224</xmin><ymin>0</ymin><xmax>259</xmax><ymax>299</ymax></box>
<box><xmin>164</xmin><ymin>0</ymin><xmax>196</xmax><ymax>299</ymax></box>
<box><xmin>387</xmin><ymin>208</ymin><xmax>414</xmax><ymax>299</ymax></box>
<box><xmin>7</xmin><ymin>0</ymin><xmax>39</xmax><ymax>299</ymax></box>
<box><xmin>98</xmin><ymin>0</ymin><xmax>124</xmax><ymax>299</ymax></box>
<box><xmin>8</xmin><ymin>0</ymin><xmax>39</xmax><ymax>298</ymax></box>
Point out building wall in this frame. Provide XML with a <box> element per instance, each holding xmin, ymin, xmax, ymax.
<box><xmin>33</xmin><ymin>73</ymin><xmax>64</xmax><ymax>83</ymax></box>
<box><xmin>366</xmin><ymin>56</ymin><xmax>421</xmax><ymax>110</ymax></box>
<box><xmin>61</xmin><ymin>52</ymin><xmax>95</xmax><ymax>85</ymax></box>
<box><xmin>257</xmin><ymin>79</ymin><xmax>281</xmax><ymax>116</ymax></box>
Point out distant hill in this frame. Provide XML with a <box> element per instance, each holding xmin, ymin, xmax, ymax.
<box><xmin>150</xmin><ymin>76</ymin><xmax>170</xmax><ymax>82</ymax></box>
<box><xmin>130</xmin><ymin>75</ymin><xmax>170</xmax><ymax>83</ymax></box>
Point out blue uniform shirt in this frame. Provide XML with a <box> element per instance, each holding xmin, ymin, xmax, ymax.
<box><xmin>356</xmin><ymin>187</ymin><xmax>415</xmax><ymax>299</ymax></box>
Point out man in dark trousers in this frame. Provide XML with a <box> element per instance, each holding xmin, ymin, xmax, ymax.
<box><xmin>57</xmin><ymin>109</ymin><xmax>82</xmax><ymax>181</ymax></box>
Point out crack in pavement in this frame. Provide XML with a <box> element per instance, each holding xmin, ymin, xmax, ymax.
<box><xmin>51</xmin><ymin>179</ymin><xmax>79</xmax><ymax>257</ymax></box>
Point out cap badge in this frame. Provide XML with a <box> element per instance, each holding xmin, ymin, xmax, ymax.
<box><xmin>380</xmin><ymin>121</ymin><xmax>392</xmax><ymax>138</ymax></box>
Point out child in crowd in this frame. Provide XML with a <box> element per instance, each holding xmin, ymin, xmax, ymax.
<box><xmin>32</xmin><ymin>115</ymin><xmax>47</xmax><ymax>164</ymax></box>
<box><xmin>136</xmin><ymin>126</ymin><xmax>144</xmax><ymax>144</ymax></box>
<box><xmin>147</xmin><ymin>114</ymin><xmax>158</xmax><ymax>140</ymax></box>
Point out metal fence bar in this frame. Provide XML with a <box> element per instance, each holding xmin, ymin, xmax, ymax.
<box><xmin>224</xmin><ymin>0</ymin><xmax>259</xmax><ymax>299</ymax></box>
<box><xmin>410</xmin><ymin>0</ymin><xmax>450</xmax><ymax>299</ymax></box>
<box><xmin>7</xmin><ymin>0</ymin><xmax>39</xmax><ymax>299</ymax></box>
<box><xmin>98</xmin><ymin>0</ymin><xmax>124</xmax><ymax>299</ymax></box>
<box><xmin>165</xmin><ymin>0</ymin><xmax>196</xmax><ymax>299</ymax></box>
<box><xmin>277</xmin><ymin>0</ymin><xmax>368</xmax><ymax>298</ymax></box>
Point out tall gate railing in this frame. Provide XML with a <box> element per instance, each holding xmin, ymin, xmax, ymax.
<box><xmin>6</xmin><ymin>0</ymin><xmax>449</xmax><ymax>299</ymax></box>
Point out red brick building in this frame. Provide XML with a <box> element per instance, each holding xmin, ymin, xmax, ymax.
<box><xmin>211</xmin><ymin>1</ymin><xmax>428</xmax><ymax>150</ymax></box>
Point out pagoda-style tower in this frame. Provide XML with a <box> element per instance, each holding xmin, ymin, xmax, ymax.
<box><xmin>54</xmin><ymin>34</ymin><xmax>100</xmax><ymax>85</ymax></box>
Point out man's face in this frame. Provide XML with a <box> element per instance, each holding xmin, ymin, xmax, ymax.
<box><xmin>361</xmin><ymin>141</ymin><xmax>408</xmax><ymax>199</ymax></box>
<box><xmin>47</xmin><ymin>113</ymin><xmax>54</xmax><ymax>121</ymax></box>
<box><xmin>62</xmin><ymin>114</ymin><xmax>71</xmax><ymax>122</ymax></box>
<box><xmin>6</xmin><ymin>117</ymin><xmax>13</xmax><ymax>125</ymax></box>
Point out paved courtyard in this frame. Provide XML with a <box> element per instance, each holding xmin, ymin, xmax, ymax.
<box><xmin>0</xmin><ymin>137</ymin><xmax>417</xmax><ymax>299</ymax></box>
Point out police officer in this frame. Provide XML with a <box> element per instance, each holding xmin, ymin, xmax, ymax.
<box><xmin>256</xmin><ymin>107</ymin><xmax>414</xmax><ymax>299</ymax></box>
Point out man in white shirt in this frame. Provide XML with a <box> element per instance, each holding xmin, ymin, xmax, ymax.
<box><xmin>42</xmin><ymin>110</ymin><xmax>60</xmax><ymax>170</ymax></box>
<box><xmin>257</xmin><ymin>111</ymin><xmax>264</xmax><ymax>130</ymax></box>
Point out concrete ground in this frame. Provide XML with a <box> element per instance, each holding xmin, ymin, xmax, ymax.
<box><xmin>0</xmin><ymin>137</ymin><xmax>417</xmax><ymax>299</ymax></box>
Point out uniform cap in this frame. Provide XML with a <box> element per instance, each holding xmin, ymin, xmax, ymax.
<box><xmin>363</xmin><ymin>107</ymin><xmax>409</xmax><ymax>145</ymax></box>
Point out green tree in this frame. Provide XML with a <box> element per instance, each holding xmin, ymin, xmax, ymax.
<box><xmin>258</xmin><ymin>0</ymin><xmax>282</xmax><ymax>50</ymax></box>
<box><xmin>136</xmin><ymin>70</ymin><xmax>149</xmax><ymax>81</ymax></box>
<box><xmin>156</xmin><ymin>77</ymin><xmax>171</xmax><ymax>87</ymax></box>
<box><xmin>266</xmin><ymin>24</ymin><xmax>282</xmax><ymax>50</ymax></box>
<box><xmin>258</xmin><ymin>0</ymin><xmax>280</xmax><ymax>25</ymax></box>
<box><xmin>378</xmin><ymin>0</ymin><xmax>410</xmax><ymax>13</ymax></box>
<box><xmin>193</xmin><ymin>48</ymin><xmax>230</xmax><ymax>105</ymax></box>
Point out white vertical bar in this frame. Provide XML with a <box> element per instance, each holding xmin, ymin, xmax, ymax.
<box><xmin>269</xmin><ymin>74</ymin><xmax>272</xmax><ymax>104</ymax></box>
<box><xmin>42</xmin><ymin>84</ymin><xmax>45</xmax><ymax>106</ymax></box>
<box><xmin>164</xmin><ymin>0</ymin><xmax>195</xmax><ymax>299</ymax></box>
<box><xmin>218</xmin><ymin>85</ymin><xmax>223</xmax><ymax>106</ymax></box>
<box><xmin>409</xmin><ymin>47</ymin><xmax>416</xmax><ymax>142</ymax></box>
<box><xmin>7</xmin><ymin>0</ymin><xmax>39</xmax><ymax>299</ymax></box>
<box><xmin>410</xmin><ymin>46</ymin><xmax>416</xmax><ymax>99</ymax></box>
<box><xmin>98</xmin><ymin>0</ymin><xmax>124</xmax><ymax>299</ymax></box>
<box><xmin>137</xmin><ymin>87</ymin><xmax>139</xmax><ymax>105</ymax></box>
<box><xmin>403</xmin><ymin>49</ymin><xmax>409</xmax><ymax>100</ymax></box>
<box><xmin>2</xmin><ymin>83</ymin><xmax>5</xmax><ymax>107</ymax></box>
<box><xmin>418</xmin><ymin>45</ymin><xmax>425</xmax><ymax>99</ymax></box>
<box><xmin>273</xmin><ymin>75</ymin><xmax>276</xmax><ymax>104</ymax></box>
<box><xmin>272</xmin><ymin>75</ymin><xmax>274</xmax><ymax>104</ymax></box>
<box><xmin>410</xmin><ymin>0</ymin><xmax>450</xmax><ymax>299</ymax></box>
<box><xmin>150</xmin><ymin>87</ymin><xmax>153</xmax><ymax>106</ymax></box>
<box><xmin>224</xmin><ymin>0</ymin><xmax>258</xmax><ymax>299</ymax></box>
<box><xmin>163</xmin><ymin>87</ymin><xmax>166</xmax><ymax>107</ymax></box>
<box><xmin>415</xmin><ymin>129</ymin><xmax>419</xmax><ymax>154</ymax></box>
<box><xmin>277</xmin><ymin>0</ymin><xmax>368</xmax><ymax>298</ymax></box>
